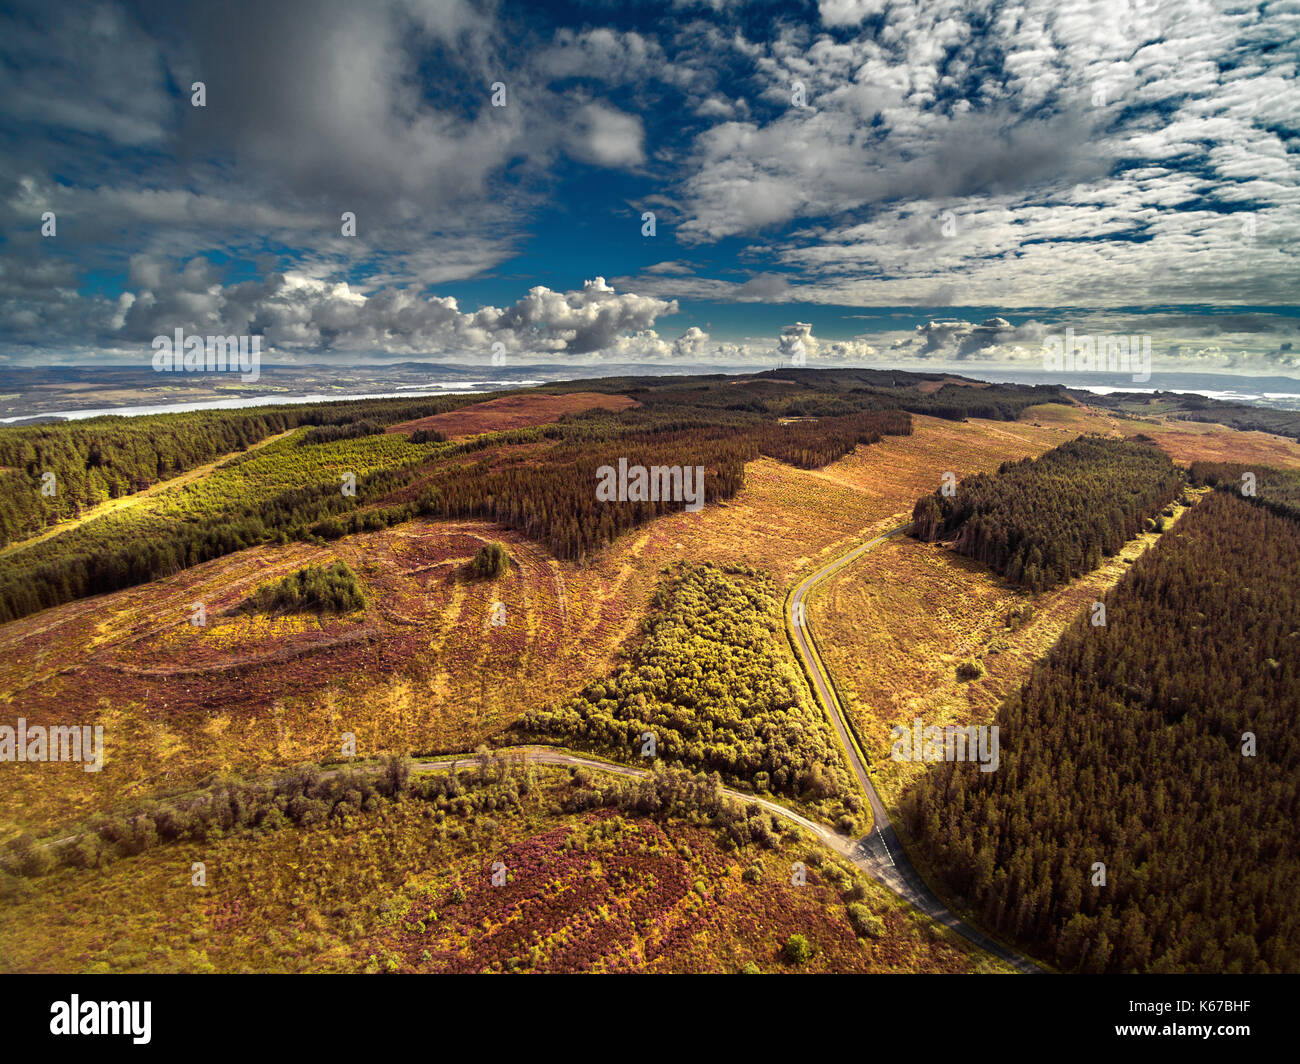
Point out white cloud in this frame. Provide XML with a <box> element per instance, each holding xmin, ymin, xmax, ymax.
<box><xmin>818</xmin><ymin>1</ymin><xmax>888</xmax><ymax>28</ymax></box>
<box><xmin>103</xmin><ymin>266</ymin><xmax>679</xmax><ymax>360</ymax></box>
<box><xmin>568</xmin><ymin>104</ymin><xmax>647</xmax><ymax>169</ymax></box>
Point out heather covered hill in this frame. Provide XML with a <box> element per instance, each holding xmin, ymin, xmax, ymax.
<box><xmin>0</xmin><ymin>756</ymin><xmax>1007</xmax><ymax>975</ymax></box>
<box><xmin>3</xmin><ymin>371</ymin><xmax>1040</xmax><ymax>623</ymax></box>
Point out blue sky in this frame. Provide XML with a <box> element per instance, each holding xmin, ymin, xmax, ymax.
<box><xmin>1</xmin><ymin>0</ymin><xmax>1298</xmax><ymax>377</ymax></box>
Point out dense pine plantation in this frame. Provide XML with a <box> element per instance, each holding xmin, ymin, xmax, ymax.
<box><xmin>1189</xmin><ymin>460</ymin><xmax>1300</xmax><ymax>522</ymax></box>
<box><xmin>417</xmin><ymin>424</ymin><xmax>755</xmax><ymax>562</ymax></box>
<box><xmin>518</xmin><ymin>562</ymin><xmax>863</xmax><ymax>825</ymax></box>
<box><xmin>910</xmin><ymin>436</ymin><xmax>1183</xmax><ymax>591</ymax></box>
<box><xmin>753</xmin><ymin>410</ymin><xmax>912</xmax><ymax>469</ymax></box>
<box><xmin>902</xmin><ymin>491</ymin><xmax>1300</xmax><ymax>972</ymax></box>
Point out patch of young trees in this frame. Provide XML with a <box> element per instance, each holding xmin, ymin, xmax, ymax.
<box><xmin>0</xmin><ymin>395</ymin><xmax>485</xmax><ymax>549</ymax></box>
<box><xmin>240</xmin><ymin>561</ymin><xmax>366</xmax><ymax>614</ymax></box>
<box><xmin>902</xmin><ymin>491</ymin><xmax>1300</xmax><ymax>972</ymax></box>
<box><xmin>911</xmin><ymin>436</ymin><xmax>1183</xmax><ymax>591</ymax></box>
<box><xmin>0</xmin><ymin>446</ymin><xmax>441</xmax><ymax>623</ymax></box>
<box><xmin>519</xmin><ymin>562</ymin><xmax>861</xmax><ymax>821</ymax></box>
<box><xmin>466</xmin><ymin>542</ymin><xmax>511</xmax><ymax>579</ymax></box>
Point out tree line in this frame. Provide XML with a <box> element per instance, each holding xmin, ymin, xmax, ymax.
<box><xmin>1189</xmin><ymin>460</ymin><xmax>1300</xmax><ymax>522</ymax></box>
<box><xmin>0</xmin><ymin>372</ymin><xmax>1068</xmax><ymax>623</ymax></box>
<box><xmin>0</xmin><ymin>394</ymin><xmax>489</xmax><ymax>549</ymax></box>
<box><xmin>0</xmin><ymin>440</ymin><xmax>442</xmax><ymax>623</ymax></box>
<box><xmin>752</xmin><ymin>409</ymin><xmax>911</xmax><ymax>469</ymax></box>
<box><xmin>2</xmin><ymin>749</ymin><xmax>795</xmax><ymax>888</ymax></box>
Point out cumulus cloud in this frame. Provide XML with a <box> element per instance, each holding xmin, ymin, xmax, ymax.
<box><xmin>916</xmin><ymin>316</ymin><xmax>1042</xmax><ymax>358</ymax></box>
<box><xmin>23</xmin><ymin>262</ymin><xmax>678</xmax><ymax>361</ymax></box>
<box><xmin>1</xmin><ymin>0</ymin><xmax>1297</xmax><ymax>374</ymax></box>
<box><xmin>661</xmin><ymin>0</ymin><xmax>1300</xmax><ymax>310</ymax></box>
<box><xmin>779</xmin><ymin>322</ymin><xmax>817</xmax><ymax>362</ymax></box>
<box><xmin>817</xmin><ymin>0</ymin><xmax>889</xmax><ymax>29</ymax></box>
<box><xmin>567</xmin><ymin>104</ymin><xmax>647</xmax><ymax>169</ymax></box>
<box><xmin>776</xmin><ymin>321</ymin><xmax>881</xmax><ymax>365</ymax></box>
<box><xmin>672</xmin><ymin>325</ymin><xmax>710</xmax><ymax>358</ymax></box>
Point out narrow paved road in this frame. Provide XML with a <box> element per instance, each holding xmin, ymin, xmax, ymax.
<box><xmin>789</xmin><ymin>523</ymin><xmax>1041</xmax><ymax>973</ymax></box>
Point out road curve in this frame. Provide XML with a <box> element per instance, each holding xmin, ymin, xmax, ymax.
<box><xmin>788</xmin><ymin>523</ymin><xmax>1042</xmax><ymax>974</ymax></box>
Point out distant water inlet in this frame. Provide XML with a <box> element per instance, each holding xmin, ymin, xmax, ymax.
<box><xmin>152</xmin><ymin>328</ymin><xmax>261</xmax><ymax>383</ymax></box>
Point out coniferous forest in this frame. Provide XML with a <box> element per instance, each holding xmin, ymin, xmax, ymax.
<box><xmin>910</xmin><ymin>436</ymin><xmax>1183</xmax><ymax>591</ymax></box>
<box><xmin>1189</xmin><ymin>460</ymin><xmax>1300</xmax><ymax>522</ymax></box>
<box><xmin>0</xmin><ymin>396</ymin><xmax>489</xmax><ymax>549</ymax></box>
<box><xmin>902</xmin><ymin>491</ymin><xmax>1300</xmax><ymax>972</ymax></box>
<box><xmin>0</xmin><ymin>372</ymin><xmax>1053</xmax><ymax>624</ymax></box>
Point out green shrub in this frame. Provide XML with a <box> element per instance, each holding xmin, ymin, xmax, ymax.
<box><xmin>847</xmin><ymin>902</ymin><xmax>885</xmax><ymax>939</ymax></box>
<box><xmin>783</xmin><ymin>933</ymin><xmax>813</xmax><ymax>964</ymax></box>
<box><xmin>67</xmin><ymin>834</ymin><xmax>105</xmax><ymax>870</ymax></box>
<box><xmin>956</xmin><ymin>658</ymin><xmax>984</xmax><ymax>682</ymax></box>
<box><xmin>7</xmin><ymin>835</ymin><xmax>53</xmax><ymax>878</ymax></box>
<box><xmin>1006</xmin><ymin>602</ymin><xmax>1034</xmax><ymax>629</ymax></box>
<box><xmin>835</xmin><ymin>814</ymin><xmax>861</xmax><ymax>836</ymax></box>
<box><xmin>467</xmin><ymin>542</ymin><xmax>511</xmax><ymax>579</ymax></box>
